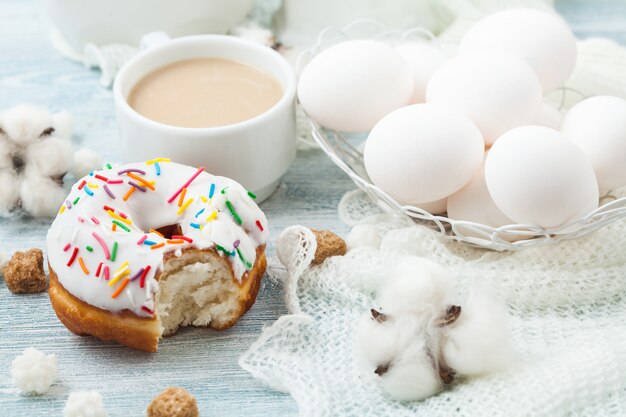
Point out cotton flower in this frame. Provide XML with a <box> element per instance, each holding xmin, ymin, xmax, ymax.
<box><xmin>355</xmin><ymin>311</ymin><xmax>423</xmax><ymax>369</ymax></box>
<box><xmin>11</xmin><ymin>347</ymin><xmax>58</xmax><ymax>394</ymax></box>
<box><xmin>378</xmin><ymin>257</ymin><xmax>456</xmax><ymax>316</ymax></box>
<box><xmin>24</xmin><ymin>136</ymin><xmax>73</xmax><ymax>178</ymax></box>
<box><xmin>72</xmin><ymin>148</ymin><xmax>103</xmax><ymax>179</ymax></box>
<box><xmin>0</xmin><ymin>104</ymin><xmax>101</xmax><ymax>217</ymax></box>
<box><xmin>355</xmin><ymin>257</ymin><xmax>511</xmax><ymax>402</ymax></box>
<box><xmin>1</xmin><ymin>105</ymin><xmax>56</xmax><ymax>146</ymax></box>
<box><xmin>63</xmin><ymin>391</ymin><xmax>108</xmax><ymax>417</ymax></box>
<box><xmin>442</xmin><ymin>285</ymin><xmax>512</xmax><ymax>376</ymax></box>
<box><xmin>0</xmin><ymin>170</ymin><xmax>20</xmax><ymax>216</ymax></box>
<box><xmin>346</xmin><ymin>224</ymin><xmax>381</xmax><ymax>250</ymax></box>
<box><xmin>378</xmin><ymin>338</ymin><xmax>442</xmax><ymax>401</ymax></box>
<box><xmin>20</xmin><ymin>173</ymin><xmax>69</xmax><ymax>218</ymax></box>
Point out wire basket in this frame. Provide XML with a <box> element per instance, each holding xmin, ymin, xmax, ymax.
<box><xmin>300</xmin><ymin>20</ymin><xmax>626</xmax><ymax>251</ymax></box>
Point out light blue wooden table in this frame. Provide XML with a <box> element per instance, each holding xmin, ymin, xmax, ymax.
<box><xmin>1</xmin><ymin>0</ymin><xmax>624</xmax><ymax>415</ymax></box>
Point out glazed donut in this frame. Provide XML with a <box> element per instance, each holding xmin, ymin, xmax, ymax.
<box><xmin>46</xmin><ymin>159</ymin><xmax>268</xmax><ymax>352</ymax></box>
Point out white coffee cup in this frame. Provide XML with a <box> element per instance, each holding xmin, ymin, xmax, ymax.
<box><xmin>114</xmin><ymin>34</ymin><xmax>297</xmax><ymax>203</ymax></box>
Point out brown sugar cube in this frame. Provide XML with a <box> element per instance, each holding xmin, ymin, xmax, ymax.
<box><xmin>3</xmin><ymin>248</ymin><xmax>47</xmax><ymax>293</ymax></box>
<box><xmin>147</xmin><ymin>387</ymin><xmax>199</xmax><ymax>417</ymax></box>
<box><xmin>311</xmin><ymin>229</ymin><xmax>347</xmax><ymax>265</ymax></box>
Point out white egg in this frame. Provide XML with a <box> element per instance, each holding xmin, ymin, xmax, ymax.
<box><xmin>447</xmin><ymin>155</ymin><xmax>520</xmax><ymax>241</ymax></box>
<box><xmin>459</xmin><ymin>8</ymin><xmax>578</xmax><ymax>92</ymax></box>
<box><xmin>535</xmin><ymin>102</ymin><xmax>563</xmax><ymax>130</ymax></box>
<box><xmin>395</xmin><ymin>41</ymin><xmax>447</xmax><ymax>104</ymax></box>
<box><xmin>561</xmin><ymin>95</ymin><xmax>626</xmax><ymax>193</ymax></box>
<box><xmin>447</xmin><ymin>153</ymin><xmax>527</xmax><ymax>242</ymax></box>
<box><xmin>414</xmin><ymin>198</ymin><xmax>447</xmax><ymax>214</ymax></box>
<box><xmin>485</xmin><ymin>126</ymin><xmax>599</xmax><ymax>228</ymax></box>
<box><xmin>364</xmin><ymin>103</ymin><xmax>484</xmax><ymax>204</ymax></box>
<box><xmin>298</xmin><ymin>40</ymin><xmax>414</xmax><ymax>132</ymax></box>
<box><xmin>426</xmin><ymin>54</ymin><xmax>542</xmax><ymax>145</ymax></box>
<box><xmin>401</xmin><ymin>198</ymin><xmax>448</xmax><ymax>214</ymax></box>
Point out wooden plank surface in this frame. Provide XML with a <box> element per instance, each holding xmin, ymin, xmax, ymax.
<box><xmin>0</xmin><ymin>0</ymin><xmax>624</xmax><ymax>415</ymax></box>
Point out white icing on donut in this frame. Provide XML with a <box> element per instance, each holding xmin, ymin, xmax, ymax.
<box><xmin>46</xmin><ymin>160</ymin><xmax>269</xmax><ymax>318</ymax></box>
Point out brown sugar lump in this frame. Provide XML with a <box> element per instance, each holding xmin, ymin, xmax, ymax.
<box><xmin>147</xmin><ymin>387</ymin><xmax>199</xmax><ymax>417</ymax></box>
<box><xmin>311</xmin><ymin>229</ymin><xmax>347</xmax><ymax>265</ymax></box>
<box><xmin>3</xmin><ymin>248</ymin><xmax>47</xmax><ymax>293</ymax></box>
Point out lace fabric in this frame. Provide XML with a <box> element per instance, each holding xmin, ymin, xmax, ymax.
<box><xmin>241</xmin><ymin>186</ymin><xmax>626</xmax><ymax>416</ymax></box>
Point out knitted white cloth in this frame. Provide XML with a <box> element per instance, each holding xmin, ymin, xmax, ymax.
<box><xmin>240</xmin><ymin>2</ymin><xmax>626</xmax><ymax>414</ymax></box>
<box><xmin>241</xmin><ymin>185</ymin><xmax>626</xmax><ymax>416</ymax></box>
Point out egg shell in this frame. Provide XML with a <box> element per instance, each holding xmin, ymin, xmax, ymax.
<box><xmin>364</xmin><ymin>103</ymin><xmax>485</xmax><ymax>204</ymax></box>
<box><xmin>485</xmin><ymin>126</ymin><xmax>599</xmax><ymax>229</ymax></box>
<box><xmin>414</xmin><ymin>198</ymin><xmax>447</xmax><ymax>214</ymax></box>
<box><xmin>447</xmin><ymin>155</ymin><xmax>520</xmax><ymax>241</ymax></box>
<box><xmin>448</xmin><ymin>154</ymin><xmax>513</xmax><ymax>227</ymax></box>
<box><xmin>426</xmin><ymin>53</ymin><xmax>542</xmax><ymax>145</ymax></box>
<box><xmin>395</xmin><ymin>41</ymin><xmax>447</xmax><ymax>104</ymax></box>
<box><xmin>401</xmin><ymin>198</ymin><xmax>448</xmax><ymax>214</ymax></box>
<box><xmin>561</xmin><ymin>95</ymin><xmax>626</xmax><ymax>193</ymax></box>
<box><xmin>297</xmin><ymin>39</ymin><xmax>414</xmax><ymax>132</ymax></box>
<box><xmin>459</xmin><ymin>8</ymin><xmax>578</xmax><ymax>92</ymax></box>
<box><xmin>535</xmin><ymin>102</ymin><xmax>563</xmax><ymax>130</ymax></box>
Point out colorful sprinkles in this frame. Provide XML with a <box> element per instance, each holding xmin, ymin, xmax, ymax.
<box><xmin>53</xmin><ymin>160</ymin><xmax>267</xmax><ymax>316</ymax></box>
<box><xmin>225</xmin><ymin>201</ymin><xmax>242</xmax><ymax>225</ymax></box>
<box><xmin>110</xmin><ymin>241</ymin><xmax>118</xmax><ymax>262</ymax></box>
<box><xmin>167</xmin><ymin>166</ymin><xmax>205</xmax><ymax>203</ymax></box>
<box><xmin>78</xmin><ymin>257</ymin><xmax>90</xmax><ymax>275</ymax></box>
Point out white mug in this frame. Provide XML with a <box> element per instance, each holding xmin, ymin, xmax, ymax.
<box><xmin>44</xmin><ymin>0</ymin><xmax>255</xmax><ymax>52</ymax></box>
<box><xmin>113</xmin><ymin>34</ymin><xmax>297</xmax><ymax>203</ymax></box>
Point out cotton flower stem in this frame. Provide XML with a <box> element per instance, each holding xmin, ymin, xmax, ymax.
<box><xmin>370</xmin><ymin>308</ymin><xmax>388</xmax><ymax>323</ymax></box>
<box><xmin>374</xmin><ymin>363</ymin><xmax>390</xmax><ymax>376</ymax></box>
<box><xmin>438</xmin><ymin>362</ymin><xmax>456</xmax><ymax>385</ymax></box>
<box><xmin>438</xmin><ymin>305</ymin><xmax>462</xmax><ymax>327</ymax></box>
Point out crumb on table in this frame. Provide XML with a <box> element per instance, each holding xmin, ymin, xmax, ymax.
<box><xmin>3</xmin><ymin>248</ymin><xmax>47</xmax><ymax>293</ymax></box>
<box><xmin>147</xmin><ymin>387</ymin><xmax>199</xmax><ymax>417</ymax></box>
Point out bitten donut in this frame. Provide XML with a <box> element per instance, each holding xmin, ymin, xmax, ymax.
<box><xmin>46</xmin><ymin>159</ymin><xmax>268</xmax><ymax>352</ymax></box>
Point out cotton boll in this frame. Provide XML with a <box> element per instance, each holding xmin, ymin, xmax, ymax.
<box><xmin>72</xmin><ymin>148</ymin><xmax>103</xmax><ymax>179</ymax></box>
<box><xmin>52</xmin><ymin>111</ymin><xmax>74</xmax><ymax>140</ymax></box>
<box><xmin>20</xmin><ymin>174</ymin><xmax>67</xmax><ymax>217</ymax></box>
<box><xmin>442</xmin><ymin>286</ymin><xmax>512</xmax><ymax>376</ymax></box>
<box><xmin>378</xmin><ymin>338</ymin><xmax>442</xmax><ymax>401</ymax></box>
<box><xmin>395</xmin><ymin>41</ymin><xmax>447</xmax><ymax>104</ymax></box>
<box><xmin>0</xmin><ymin>105</ymin><xmax>54</xmax><ymax>145</ymax></box>
<box><xmin>24</xmin><ymin>137</ymin><xmax>73</xmax><ymax>177</ymax></box>
<box><xmin>0</xmin><ymin>170</ymin><xmax>20</xmax><ymax>215</ymax></box>
<box><xmin>378</xmin><ymin>257</ymin><xmax>455</xmax><ymax>316</ymax></box>
<box><xmin>535</xmin><ymin>102</ymin><xmax>563</xmax><ymax>130</ymax></box>
<box><xmin>0</xmin><ymin>137</ymin><xmax>13</xmax><ymax>169</ymax></box>
<box><xmin>63</xmin><ymin>391</ymin><xmax>108</xmax><ymax>417</ymax></box>
<box><xmin>355</xmin><ymin>312</ymin><xmax>423</xmax><ymax>370</ymax></box>
<box><xmin>347</xmin><ymin>224</ymin><xmax>381</xmax><ymax>250</ymax></box>
<box><xmin>11</xmin><ymin>347</ymin><xmax>58</xmax><ymax>394</ymax></box>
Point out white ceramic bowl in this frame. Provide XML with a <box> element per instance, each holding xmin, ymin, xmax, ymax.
<box><xmin>114</xmin><ymin>34</ymin><xmax>297</xmax><ymax>203</ymax></box>
<box><xmin>44</xmin><ymin>0</ymin><xmax>255</xmax><ymax>52</ymax></box>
